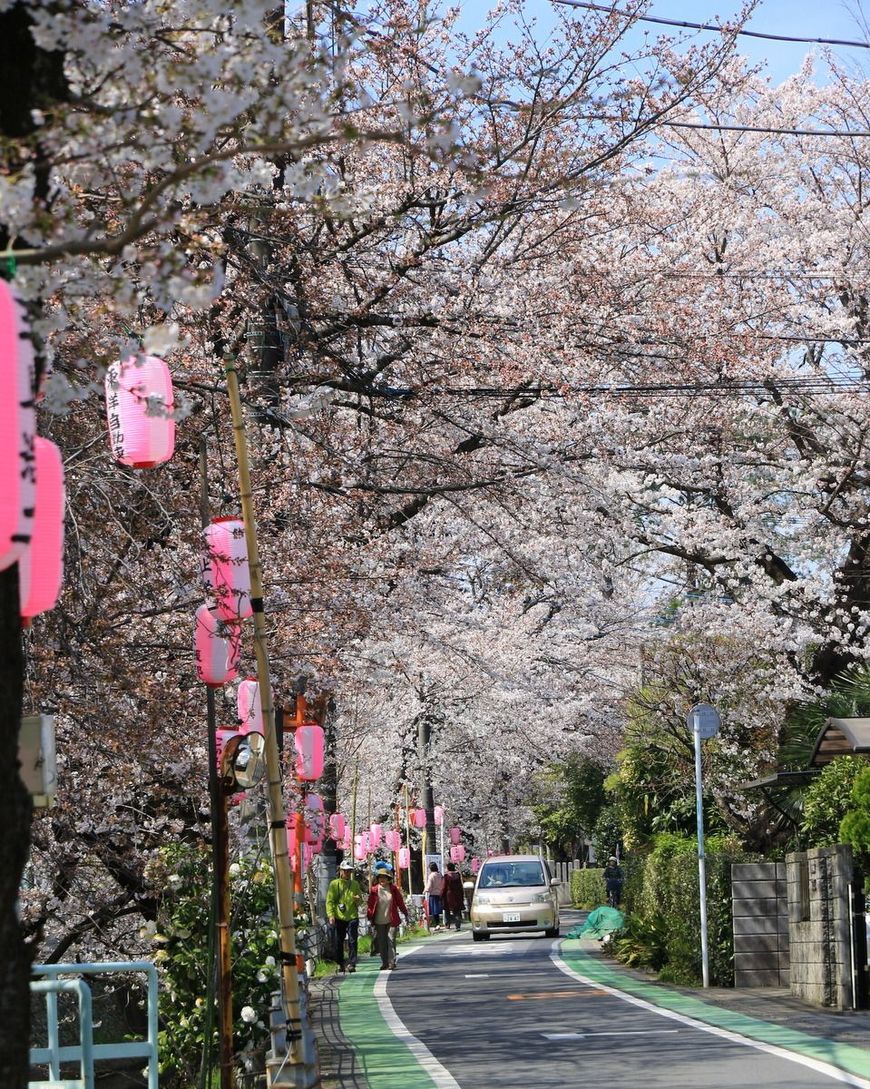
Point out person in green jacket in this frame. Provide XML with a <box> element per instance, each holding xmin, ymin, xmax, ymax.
<box><xmin>326</xmin><ymin>860</ymin><xmax>365</xmax><ymax>972</ymax></box>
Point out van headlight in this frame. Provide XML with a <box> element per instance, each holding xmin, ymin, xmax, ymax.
<box><xmin>474</xmin><ymin>895</ymin><xmax>491</xmax><ymax>906</ymax></box>
<box><xmin>530</xmin><ymin>892</ymin><xmax>551</xmax><ymax>904</ymax></box>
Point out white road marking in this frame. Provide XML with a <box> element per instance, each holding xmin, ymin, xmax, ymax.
<box><xmin>442</xmin><ymin>943</ymin><xmax>519</xmax><ymax>955</ymax></box>
<box><xmin>373</xmin><ymin>972</ymin><xmax>462</xmax><ymax>1089</ymax></box>
<box><xmin>543</xmin><ymin>1029</ymin><xmax>679</xmax><ymax>1040</ymax></box>
<box><xmin>464</xmin><ymin>973</ymin><xmax>490</xmax><ymax>978</ymax></box>
<box><xmin>550</xmin><ymin>942</ymin><xmax>870</xmax><ymax>1088</ymax></box>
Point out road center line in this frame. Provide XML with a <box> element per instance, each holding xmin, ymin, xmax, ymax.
<box><xmin>543</xmin><ymin>1029</ymin><xmax>680</xmax><ymax>1040</ymax></box>
<box><xmin>464</xmin><ymin>973</ymin><xmax>490</xmax><ymax>978</ymax></box>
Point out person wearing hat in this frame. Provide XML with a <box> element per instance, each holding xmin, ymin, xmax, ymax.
<box><xmin>326</xmin><ymin>860</ymin><xmax>365</xmax><ymax>972</ymax></box>
<box><xmin>366</xmin><ymin>863</ymin><xmax>409</xmax><ymax>970</ymax></box>
<box><xmin>603</xmin><ymin>855</ymin><xmax>624</xmax><ymax>908</ymax></box>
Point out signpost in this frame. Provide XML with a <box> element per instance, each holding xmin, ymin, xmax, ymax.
<box><xmin>687</xmin><ymin>702</ymin><xmax>721</xmax><ymax>988</ymax></box>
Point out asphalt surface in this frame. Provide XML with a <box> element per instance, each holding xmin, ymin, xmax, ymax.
<box><xmin>377</xmin><ymin>911</ymin><xmax>870</xmax><ymax>1089</ymax></box>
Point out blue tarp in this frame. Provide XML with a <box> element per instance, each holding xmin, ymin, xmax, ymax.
<box><xmin>574</xmin><ymin>906</ymin><xmax>625</xmax><ymax>939</ymax></box>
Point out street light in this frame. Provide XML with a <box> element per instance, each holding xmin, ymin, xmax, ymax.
<box><xmin>686</xmin><ymin>702</ymin><xmax>721</xmax><ymax>989</ymax></box>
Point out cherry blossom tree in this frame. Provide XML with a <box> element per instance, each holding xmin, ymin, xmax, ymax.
<box><xmin>3</xmin><ymin>1</ymin><xmax>771</xmax><ymax>1081</ymax></box>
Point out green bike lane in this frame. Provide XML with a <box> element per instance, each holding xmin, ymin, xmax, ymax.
<box><xmin>336</xmin><ymin>927</ymin><xmax>870</xmax><ymax>1089</ymax></box>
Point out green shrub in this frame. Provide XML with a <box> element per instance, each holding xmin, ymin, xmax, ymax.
<box><xmin>571</xmin><ymin>867</ymin><xmax>605</xmax><ymax>907</ymax></box>
<box><xmin>614</xmin><ymin>833</ymin><xmax>751</xmax><ymax>987</ymax></box>
<box><xmin>611</xmin><ymin>911</ymin><xmax>668</xmax><ymax>971</ymax></box>
<box><xmin>147</xmin><ymin>842</ymin><xmax>307</xmax><ymax>1088</ymax></box>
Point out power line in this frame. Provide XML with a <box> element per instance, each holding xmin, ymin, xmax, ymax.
<box><xmin>582</xmin><ymin>111</ymin><xmax>870</xmax><ymax>139</ymax></box>
<box><xmin>551</xmin><ymin>0</ymin><xmax>870</xmax><ymax>51</ymax></box>
<box><xmin>355</xmin><ymin>375</ymin><xmax>870</xmax><ymax>402</ymax></box>
<box><xmin>663</xmin><ymin>119</ymin><xmax>870</xmax><ymax>138</ymax></box>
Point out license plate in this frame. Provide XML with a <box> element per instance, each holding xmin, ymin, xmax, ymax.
<box><xmin>503</xmin><ymin>912</ymin><xmax>521</xmax><ymax>923</ymax></box>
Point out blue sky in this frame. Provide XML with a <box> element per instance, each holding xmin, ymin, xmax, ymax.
<box><xmin>454</xmin><ymin>1</ymin><xmax>869</xmax><ymax>84</ymax></box>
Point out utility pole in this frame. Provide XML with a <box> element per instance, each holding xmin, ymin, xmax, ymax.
<box><xmin>418</xmin><ymin>708</ymin><xmax>437</xmax><ymax>863</ymax></box>
<box><xmin>200</xmin><ymin>440</ymin><xmax>235</xmax><ymax>1089</ymax></box>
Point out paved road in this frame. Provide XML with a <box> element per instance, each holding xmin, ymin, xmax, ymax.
<box><xmin>380</xmin><ymin>912</ymin><xmax>870</xmax><ymax>1089</ymax></box>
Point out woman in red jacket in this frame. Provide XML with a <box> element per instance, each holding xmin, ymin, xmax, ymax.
<box><xmin>366</xmin><ymin>864</ymin><xmax>409</xmax><ymax>969</ymax></box>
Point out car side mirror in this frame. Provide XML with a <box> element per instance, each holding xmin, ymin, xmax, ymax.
<box><xmin>550</xmin><ymin>877</ymin><xmax>560</xmax><ymax>887</ymax></box>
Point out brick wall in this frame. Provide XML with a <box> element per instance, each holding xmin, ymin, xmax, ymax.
<box><xmin>732</xmin><ymin>861</ymin><xmax>790</xmax><ymax>987</ymax></box>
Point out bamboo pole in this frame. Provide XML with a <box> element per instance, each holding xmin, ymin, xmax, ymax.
<box><xmin>403</xmin><ymin>786</ymin><xmax>412</xmax><ymax>898</ymax></box>
<box><xmin>351</xmin><ymin>764</ymin><xmax>358</xmax><ymax>842</ymax></box>
<box><xmin>224</xmin><ymin>359</ymin><xmax>309</xmax><ymax>1068</ymax></box>
<box><xmin>367</xmin><ymin>786</ymin><xmax>373</xmax><ymax>884</ymax></box>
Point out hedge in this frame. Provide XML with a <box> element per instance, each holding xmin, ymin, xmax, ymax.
<box><xmin>570</xmin><ymin>867</ymin><xmax>606</xmax><ymax>908</ymax></box>
<box><xmin>616</xmin><ymin>833</ymin><xmax>753</xmax><ymax>987</ymax></box>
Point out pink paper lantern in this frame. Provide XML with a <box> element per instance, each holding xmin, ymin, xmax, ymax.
<box><xmin>194</xmin><ymin>604</ymin><xmax>241</xmax><ymax>687</ymax></box>
<box><xmin>202</xmin><ymin>517</ymin><xmax>252</xmax><ymax>621</ymax></box>
<box><xmin>303</xmin><ymin>793</ymin><xmax>325</xmax><ymax>843</ymax></box>
<box><xmin>354</xmin><ymin>839</ymin><xmax>367</xmax><ymax>861</ymax></box>
<box><xmin>471</xmin><ymin>857</ymin><xmax>480</xmax><ymax>874</ymax></box>
<box><xmin>385</xmin><ymin>829</ymin><xmax>401</xmax><ymax>852</ymax></box>
<box><xmin>237</xmin><ymin>677</ymin><xmax>263</xmax><ymax>733</ymax></box>
<box><xmin>294</xmin><ymin>724</ymin><xmax>324</xmax><ymax>782</ymax></box>
<box><xmin>19</xmin><ymin>437</ymin><xmax>64</xmax><ymax>620</ymax></box>
<box><xmin>0</xmin><ymin>282</ymin><xmax>35</xmax><ymax>571</ymax></box>
<box><xmin>303</xmin><ymin>843</ymin><xmax>316</xmax><ymax>870</ymax></box>
<box><xmin>398</xmin><ymin>846</ymin><xmax>410</xmax><ymax>870</ymax></box>
<box><xmin>329</xmin><ymin>813</ymin><xmax>346</xmax><ymax>841</ymax></box>
<box><xmin>360</xmin><ymin>831</ymin><xmax>372</xmax><ymax>854</ymax></box>
<box><xmin>434</xmin><ymin>805</ymin><xmax>444</xmax><ymax>827</ymax></box>
<box><xmin>369</xmin><ymin>823</ymin><xmax>383</xmax><ymax>849</ymax></box>
<box><xmin>449</xmin><ymin>826</ymin><xmax>462</xmax><ymax>846</ymax></box>
<box><xmin>450</xmin><ymin>844</ymin><xmax>466</xmax><ymax>864</ymax></box>
<box><xmin>105</xmin><ymin>354</ymin><xmax>175</xmax><ymax>468</ymax></box>
<box><xmin>411</xmin><ymin>808</ymin><xmax>426</xmax><ymax>829</ymax></box>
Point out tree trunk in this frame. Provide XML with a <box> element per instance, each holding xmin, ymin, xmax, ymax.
<box><xmin>0</xmin><ymin>8</ymin><xmax>68</xmax><ymax>1082</ymax></box>
<box><xmin>0</xmin><ymin>567</ymin><xmax>32</xmax><ymax>1088</ymax></box>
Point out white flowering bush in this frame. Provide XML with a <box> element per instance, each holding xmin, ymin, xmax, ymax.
<box><xmin>148</xmin><ymin>843</ymin><xmax>291</xmax><ymax>1087</ymax></box>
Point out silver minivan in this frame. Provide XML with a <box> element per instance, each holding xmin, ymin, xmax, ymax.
<box><xmin>470</xmin><ymin>854</ymin><xmax>560</xmax><ymax>941</ymax></box>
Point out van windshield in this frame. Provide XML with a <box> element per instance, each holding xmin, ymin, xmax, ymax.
<box><xmin>478</xmin><ymin>862</ymin><xmax>546</xmax><ymax>889</ymax></box>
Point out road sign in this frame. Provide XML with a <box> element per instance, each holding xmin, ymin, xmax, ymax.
<box><xmin>687</xmin><ymin>703</ymin><xmax>720</xmax><ymax>740</ymax></box>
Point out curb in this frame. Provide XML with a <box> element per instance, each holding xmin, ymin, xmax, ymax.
<box><xmin>557</xmin><ymin>939</ymin><xmax>870</xmax><ymax>1086</ymax></box>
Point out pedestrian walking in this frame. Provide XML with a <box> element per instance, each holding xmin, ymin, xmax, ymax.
<box><xmin>443</xmin><ymin>862</ymin><xmax>464</xmax><ymax>930</ymax></box>
<box><xmin>366</xmin><ymin>862</ymin><xmax>409</xmax><ymax>969</ymax></box>
<box><xmin>425</xmin><ymin>861</ymin><xmax>445</xmax><ymax>930</ymax></box>
<box><xmin>326</xmin><ymin>860</ymin><xmax>365</xmax><ymax>972</ymax></box>
<box><xmin>603</xmin><ymin>855</ymin><xmax>624</xmax><ymax>908</ymax></box>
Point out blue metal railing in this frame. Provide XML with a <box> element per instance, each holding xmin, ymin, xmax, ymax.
<box><xmin>30</xmin><ymin>961</ymin><xmax>159</xmax><ymax>1089</ymax></box>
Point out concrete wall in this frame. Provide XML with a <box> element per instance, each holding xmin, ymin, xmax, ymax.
<box><xmin>552</xmin><ymin>859</ymin><xmax>583</xmax><ymax>906</ymax></box>
<box><xmin>786</xmin><ymin>845</ymin><xmax>856</xmax><ymax>1010</ymax></box>
<box><xmin>732</xmin><ymin>862</ymin><xmax>790</xmax><ymax>987</ymax></box>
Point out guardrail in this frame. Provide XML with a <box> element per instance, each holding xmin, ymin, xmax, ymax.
<box><xmin>30</xmin><ymin>961</ymin><xmax>159</xmax><ymax>1089</ymax></box>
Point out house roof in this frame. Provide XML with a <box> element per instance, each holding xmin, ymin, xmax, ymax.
<box><xmin>810</xmin><ymin>717</ymin><xmax>870</xmax><ymax>766</ymax></box>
